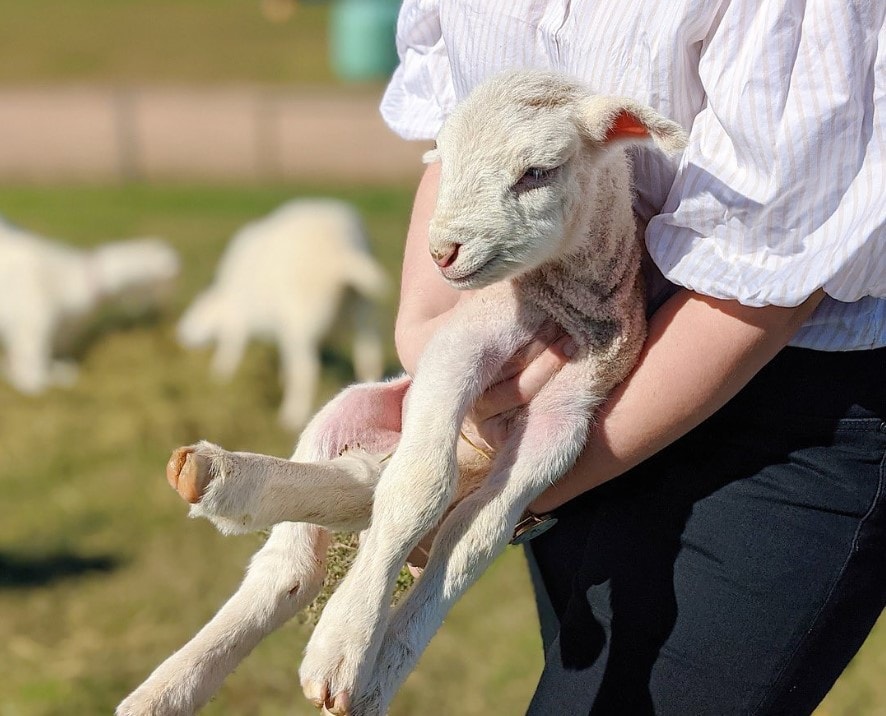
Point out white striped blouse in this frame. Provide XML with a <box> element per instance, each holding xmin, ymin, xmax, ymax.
<box><xmin>380</xmin><ymin>0</ymin><xmax>885</xmax><ymax>351</ymax></box>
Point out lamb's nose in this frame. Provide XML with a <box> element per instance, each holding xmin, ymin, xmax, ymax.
<box><xmin>430</xmin><ymin>243</ymin><xmax>460</xmax><ymax>268</ymax></box>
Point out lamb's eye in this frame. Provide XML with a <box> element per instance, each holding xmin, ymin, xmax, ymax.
<box><xmin>513</xmin><ymin>166</ymin><xmax>558</xmax><ymax>193</ymax></box>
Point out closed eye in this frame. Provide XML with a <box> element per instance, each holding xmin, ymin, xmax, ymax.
<box><xmin>512</xmin><ymin>166</ymin><xmax>559</xmax><ymax>194</ymax></box>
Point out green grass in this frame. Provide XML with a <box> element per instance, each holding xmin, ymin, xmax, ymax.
<box><xmin>0</xmin><ymin>0</ymin><xmax>348</xmax><ymax>87</ymax></box>
<box><xmin>0</xmin><ymin>184</ymin><xmax>882</xmax><ymax>715</ymax></box>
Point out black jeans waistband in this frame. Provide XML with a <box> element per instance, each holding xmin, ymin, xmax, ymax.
<box><xmin>716</xmin><ymin>346</ymin><xmax>885</xmax><ymax>427</ymax></box>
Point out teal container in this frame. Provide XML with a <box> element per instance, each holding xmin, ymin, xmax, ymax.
<box><xmin>329</xmin><ymin>0</ymin><xmax>401</xmax><ymax>82</ymax></box>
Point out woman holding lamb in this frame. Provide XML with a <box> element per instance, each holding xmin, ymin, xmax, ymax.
<box><xmin>384</xmin><ymin>2</ymin><xmax>885</xmax><ymax>715</ymax></box>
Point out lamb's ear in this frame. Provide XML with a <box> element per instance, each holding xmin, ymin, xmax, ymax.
<box><xmin>422</xmin><ymin>147</ymin><xmax>441</xmax><ymax>164</ymax></box>
<box><xmin>579</xmin><ymin>96</ymin><xmax>688</xmax><ymax>155</ymax></box>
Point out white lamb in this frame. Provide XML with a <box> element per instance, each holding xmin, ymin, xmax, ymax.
<box><xmin>0</xmin><ymin>219</ymin><xmax>180</xmax><ymax>394</ymax></box>
<box><xmin>176</xmin><ymin>198</ymin><xmax>390</xmax><ymax>431</ymax></box>
<box><xmin>118</xmin><ymin>70</ymin><xmax>686</xmax><ymax>716</ymax></box>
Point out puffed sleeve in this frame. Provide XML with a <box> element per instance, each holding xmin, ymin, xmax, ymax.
<box><xmin>647</xmin><ymin>2</ymin><xmax>885</xmax><ymax>306</ymax></box>
<box><xmin>379</xmin><ymin>0</ymin><xmax>457</xmax><ymax>140</ymax></box>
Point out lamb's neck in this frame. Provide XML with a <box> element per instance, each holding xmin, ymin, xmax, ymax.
<box><xmin>514</xmin><ymin>221</ymin><xmax>643</xmax><ymax>351</ymax></box>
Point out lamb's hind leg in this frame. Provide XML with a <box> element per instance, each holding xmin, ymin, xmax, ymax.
<box><xmin>120</xmin><ymin>379</ymin><xmax>410</xmax><ymax>716</ymax></box>
<box><xmin>168</xmin><ymin>440</ymin><xmax>382</xmax><ymax>534</ymax></box>
<box><xmin>116</xmin><ymin>522</ymin><xmax>329</xmax><ymax>716</ymax></box>
<box><xmin>5</xmin><ymin>313</ymin><xmax>55</xmax><ymax>394</ymax></box>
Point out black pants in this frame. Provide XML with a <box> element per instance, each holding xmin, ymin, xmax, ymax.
<box><xmin>527</xmin><ymin>347</ymin><xmax>886</xmax><ymax>716</ymax></box>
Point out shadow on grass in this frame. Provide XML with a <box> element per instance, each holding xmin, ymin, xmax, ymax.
<box><xmin>61</xmin><ymin>304</ymin><xmax>168</xmax><ymax>362</ymax></box>
<box><xmin>0</xmin><ymin>551</ymin><xmax>121</xmax><ymax>589</ymax></box>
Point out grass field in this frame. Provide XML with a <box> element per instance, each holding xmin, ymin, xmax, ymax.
<box><xmin>0</xmin><ymin>0</ymin><xmax>337</xmax><ymax>87</ymax></box>
<box><xmin>0</xmin><ymin>184</ymin><xmax>883</xmax><ymax>716</ymax></box>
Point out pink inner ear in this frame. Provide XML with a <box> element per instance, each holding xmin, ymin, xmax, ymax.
<box><xmin>605</xmin><ymin>111</ymin><xmax>649</xmax><ymax>142</ymax></box>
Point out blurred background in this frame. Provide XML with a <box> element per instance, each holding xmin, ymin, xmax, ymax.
<box><xmin>0</xmin><ymin>2</ymin><xmax>882</xmax><ymax>715</ymax></box>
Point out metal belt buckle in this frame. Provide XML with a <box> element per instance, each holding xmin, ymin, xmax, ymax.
<box><xmin>510</xmin><ymin>510</ymin><xmax>558</xmax><ymax>545</ymax></box>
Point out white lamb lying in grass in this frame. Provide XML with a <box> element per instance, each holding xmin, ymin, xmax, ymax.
<box><xmin>177</xmin><ymin>198</ymin><xmax>390</xmax><ymax>431</ymax></box>
<box><xmin>118</xmin><ymin>69</ymin><xmax>686</xmax><ymax>716</ymax></box>
<box><xmin>0</xmin><ymin>219</ymin><xmax>179</xmax><ymax>394</ymax></box>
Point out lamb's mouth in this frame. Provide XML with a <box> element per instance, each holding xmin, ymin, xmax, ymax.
<box><xmin>442</xmin><ymin>256</ymin><xmax>500</xmax><ymax>288</ymax></box>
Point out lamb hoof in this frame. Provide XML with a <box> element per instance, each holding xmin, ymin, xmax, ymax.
<box><xmin>166</xmin><ymin>446</ymin><xmax>212</xmax><ymax>504</ymax></box>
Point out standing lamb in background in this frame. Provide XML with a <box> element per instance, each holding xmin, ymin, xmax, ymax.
<box><xmin>177</xmin><ymin>198</ymin><xmax>390</xmax><ymax>431</ymax></box>
<box><xmin>117</xmin><ymin>70</ymin><xmax>686</xmax><ymax>716</ymax></box>
<box><xmin>0</xmin><ymin>219</ymin><xmax>180</xmax><ymax>394</ymax></box>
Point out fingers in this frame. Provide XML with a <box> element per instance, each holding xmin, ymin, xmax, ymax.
<box><xmin>473</xmin><ymin>334</ymin><xmax>576</xmax><ymax>424</ymax></box>
<box><xmin>497</xmin><ymin>321</ymin><xmax>562</xmax><ymax>383</ymax></box>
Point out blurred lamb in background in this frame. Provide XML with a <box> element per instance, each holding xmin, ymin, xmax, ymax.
<box><xmin>177</xmin><ymin>198</ymin><xmax>390</xmax><ymax>431</ymax></box>
<box><xmin>0</xmin><ymin>218</ymin><xmax>180</xmax><ymax>394</ymax></box>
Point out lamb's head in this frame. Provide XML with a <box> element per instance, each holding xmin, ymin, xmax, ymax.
<box><xmin>426</xmin><ymin>70</ymin><xmax>687</xmax><ymax>289</ymax></box>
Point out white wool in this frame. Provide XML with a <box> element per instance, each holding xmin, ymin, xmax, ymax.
<box><xmin>0</xmin><ymin>219</ymin><xmax>179</xmax><ymax>394</ymax></box>
<box><xmin>177</xmin><ymin>198</ymin><xmax>390</xmax><ymax>431</ymax></box>
<box><xmin>118</xmin><ymin>70</ymin><xmax>687</xmax><ymax>716</ymax></box>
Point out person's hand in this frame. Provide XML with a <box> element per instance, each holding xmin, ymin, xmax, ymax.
<box><xmin>469</xmin><ymin>325</ymin><xmax>576</xmax><ymax>449</ymax></box>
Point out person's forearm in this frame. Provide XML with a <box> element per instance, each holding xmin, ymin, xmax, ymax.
<box><xmin>529</xmin><ymin>288</ymin><xmax>825</xmax><ymax>513</ymax></box>
<box><xmin>395</xmin><ymin>161</ymin><xmax>462</xmax><ymax>374</ymax></box>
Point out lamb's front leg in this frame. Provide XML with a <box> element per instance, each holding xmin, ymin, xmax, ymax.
<box><xmin>299</xmin><ymin>310</ymin><xmax>524</xmax><ymax>714</ymax></box>
<box><xmin>117</xmin><ymin>522</ymin><xmax>329</xmax><ymax>716</ymax></box>
<box><xmin>357</xmin><ymin>375</ymin><xmax>600</xmax><ymax>715</ymax></box>
<box><xmin>298</xmin><ymin>416</ymin><xmax>462</xmax><ymax>714</ymax></box>
<box><xmin>167</xmin><ymin>441</ymin><xmax>382</xmax><ymax>534</ymax></box>
<box><xmin>5</xmin><ymin>313</ymin><xmax>56</xmax><ymax>394</ymax></box>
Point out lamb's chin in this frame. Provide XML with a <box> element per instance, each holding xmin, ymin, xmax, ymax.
<box><xmin>442</xmin><ymin>257</ymin><xmax>513</xmax><ymax>290</ymax></box>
